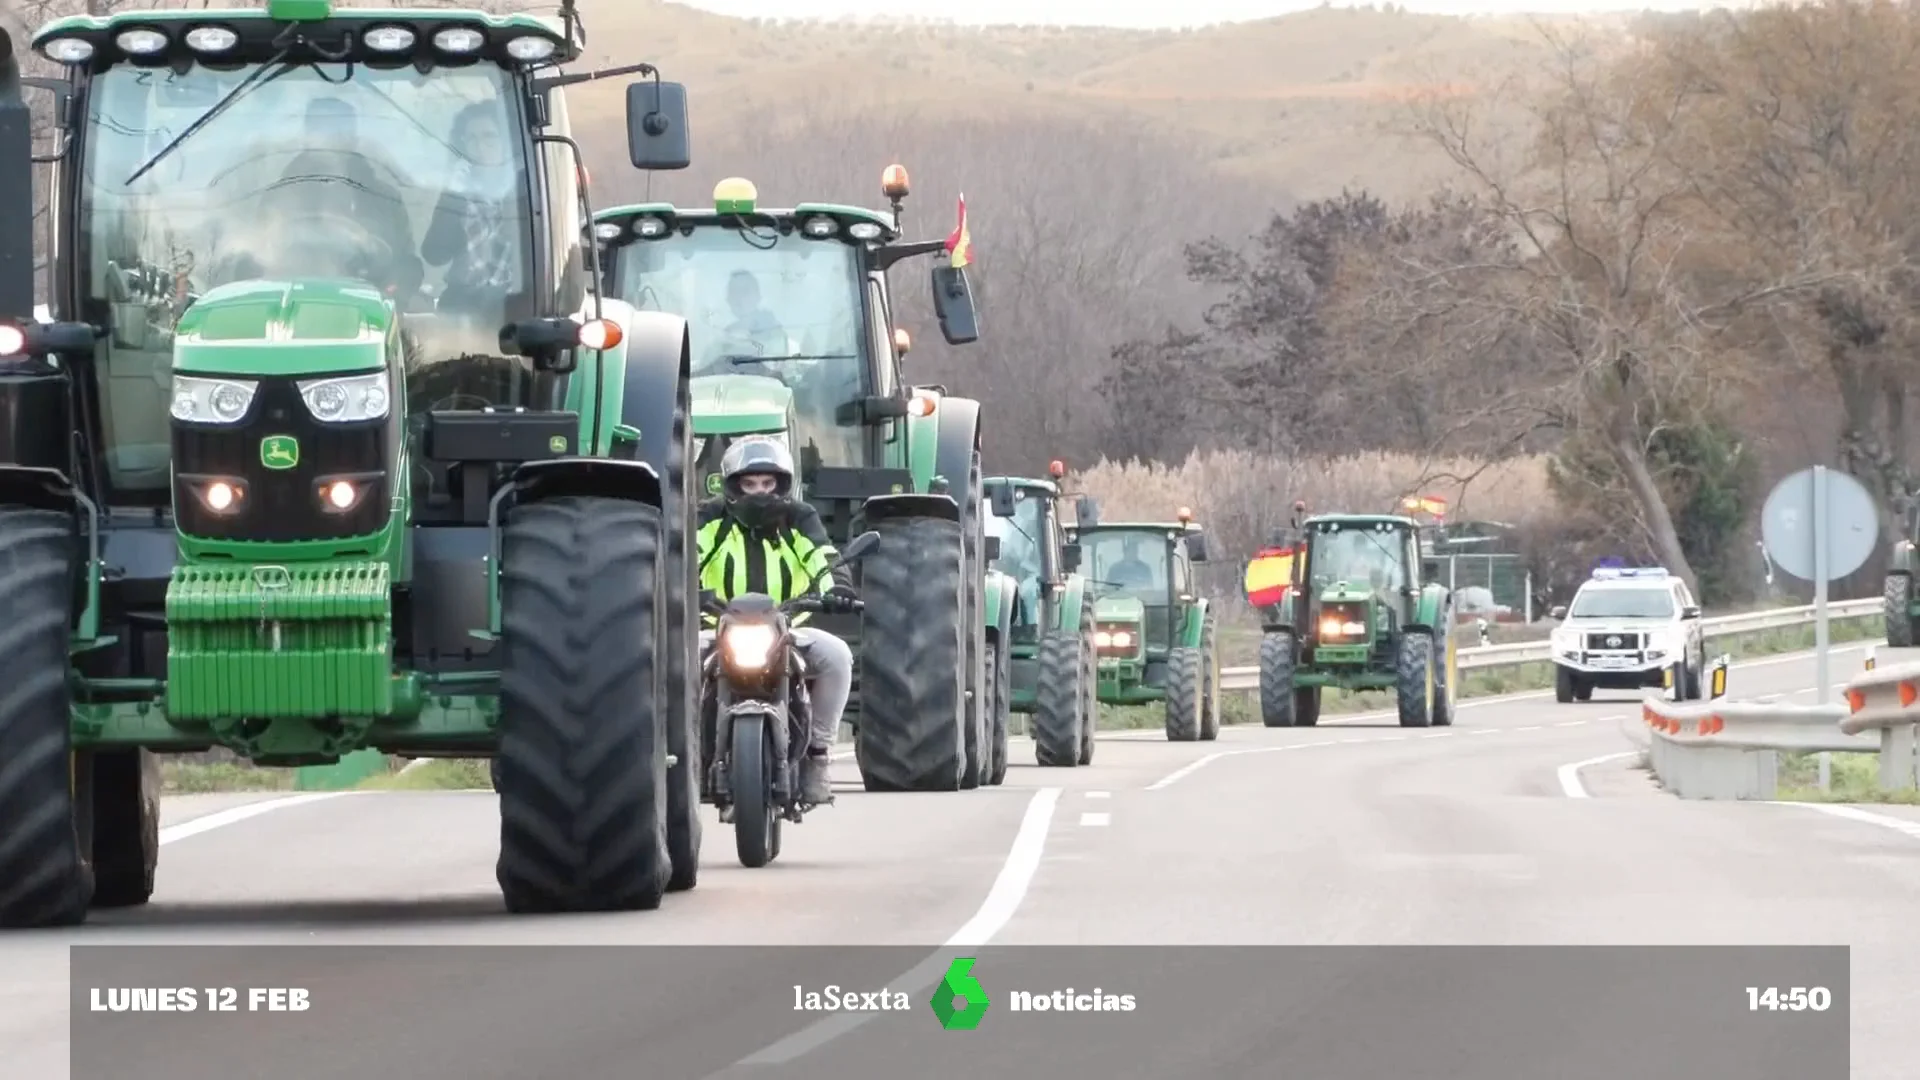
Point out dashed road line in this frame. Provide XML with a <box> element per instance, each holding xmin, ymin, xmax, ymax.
<box><xmin>1079</xmin><ymin>812</ymin><xmax>1111</xmax><ymax>827</ymax></box>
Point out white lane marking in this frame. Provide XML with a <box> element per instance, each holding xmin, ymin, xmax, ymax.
<box><xmin>730</xmin><ymin>787</ymin><xmax>1063</xmax><ymax>1067</ymax></box>
<box><xmin>1467</xmin><ymin>729</ymin><xmax>1499</xmax><ymax>736</ymax></box>
<box><xmin>1554</xmin><ymin>721</ymin><xmax>1586</xmax><ymax>728</ymax></box>
<box><xmin>158</xmin><ymin>792</ymin><xmax>357</xmax><ymax>846</ymax></box>
<box><xmin>1556</xmin><ymin>751</ymin><xmax>1639</xmax><ymax>799</ymax></box>
<box><xmin>1079</xmin><ymin>812</ymin><xmax>1111</xmax><ymax>827</ymax></box>
<box><xmin>1771</xmin><ymin>802</ymin><xmax>1920</xmax><ymax>841</ymax></box>
<box><xmin>1084</xmin><ymin>791</ymin><xmax>1111</xmax><ymax>799</ymax></box>
<box><xmin>1144</xmin><ymin>746</ymin><xmax>1304</xmax><ymax>791</ymax></box>
<box><xmin>1515</xmin><ymin>725</ymin><xmax>1542</xmax><ymax>732</ymax></box>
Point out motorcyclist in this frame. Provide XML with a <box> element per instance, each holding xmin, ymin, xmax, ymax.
<box><xmin>695</xmin><ymin>436</ymin><xmax>856</xmax><ymax>806</ymax></box>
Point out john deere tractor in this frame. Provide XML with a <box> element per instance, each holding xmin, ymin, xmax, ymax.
<box><xmin>1256</xmin><ymin>513</ymin><xmax>1458</xmax><ymax>729</ymax></box>
<box><xmin>982</xmin><ymin>472</ymin><xmax>1098</xmax><ymax>768</ymax></box>
<box><xmin>593</xmin><ymin>168</ymin><xmax>992</xmax><ymax>793</ymax></box>
<box><xmin>0</xmin><ymin>2</ymin><xmax>708</xmax><ymax>928</ymax></box>
<box><xmin>1071</xmin><ymin>509</ymin><xmax>1220</xmax><ymax>742</ymax></box>
<box><xmin>1886</xmin><ymin>505</ymin><xmax>1920</xmax><ymax>647</ymax></box>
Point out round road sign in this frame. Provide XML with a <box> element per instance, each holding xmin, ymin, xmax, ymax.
<box><xmin>1759</xmin><ymin>467</ymin><xmax>1879</xmax><ymax>583</ymax></box>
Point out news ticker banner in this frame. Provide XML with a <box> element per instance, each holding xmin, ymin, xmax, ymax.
<box><xmin>72</xmin><ymin>944</ymin><xmax>1847</xmax><ymax>1080</ymax></box>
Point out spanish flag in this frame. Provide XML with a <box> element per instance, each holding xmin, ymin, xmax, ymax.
<box><xmin>1400</xmin><ymin>493</ymin><xmax>1447</xmax><ymax>520</ymax></box>
<box><xmin>1244</xmin><ymin>544</ymin><xmax>1299</xmax><ymax>609</ymax></box>
<box><xmin>945</xmin><ymin>194</ymin><xmax>972</xmax><ymax>268</ymax></box>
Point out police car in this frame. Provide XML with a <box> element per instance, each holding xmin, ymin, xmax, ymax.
<box><xmin>1548</xmin><ymin>568</ymin><xmax>1706</xmax><ymax>702</ymax></box>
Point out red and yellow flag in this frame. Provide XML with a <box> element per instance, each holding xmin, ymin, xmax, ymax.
<box><xmin>1400</xmin><ymin>493</ymin><xmax>1447</xmax><ymax>520</ymax></box>
<box><xmin>1244</xmin><ymin>545</ymin><xmax>1299</xmax><ymax>608</ymax></box>
<box><xmin>945</xmin><ymin>194</ymin><xmax>972</xmax><ymax>268</ymax></box>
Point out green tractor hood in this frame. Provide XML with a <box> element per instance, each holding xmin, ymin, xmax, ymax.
<box><xmin>1093</xmin><ymin>593</ymin><xmax>1144</xmax><ymax>626</ymax></box>
<box><xmin>689</xmin><ymin>373</ymin><xmax>793</xmax><ymax>437</ymax></box>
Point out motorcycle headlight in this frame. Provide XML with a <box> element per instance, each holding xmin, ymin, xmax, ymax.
<box><xmin>722</xmin><ymin>622</ymin><xmax>778</xmax><ymax>671</ymax></box>
<box><xmin>298</xmin><ymin>372</ymin><xmax>390</xmax><ymax>423</ymax></box>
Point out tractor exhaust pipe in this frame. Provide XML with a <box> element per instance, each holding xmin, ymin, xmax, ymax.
<box><xmin>0</xmin><ymin>29</ymin><xmax>36</xmax><ymax>319</ymax></box>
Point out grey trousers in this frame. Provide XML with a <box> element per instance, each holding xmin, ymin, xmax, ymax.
<box><xmin>699</xmin><ymin>627</ymin><xmax>851</xmax><ymax>750</ymax></box>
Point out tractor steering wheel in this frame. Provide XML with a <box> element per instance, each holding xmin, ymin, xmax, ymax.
<box><xmin>270</xmin><ymin>211</ymin><xmax>399</xmax><ymax>289</ymax></box>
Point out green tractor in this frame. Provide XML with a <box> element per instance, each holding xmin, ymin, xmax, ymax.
<box><xmin>592</xmin><ymin>167</ymin><xmax>997</xmax><ymax>793</ymax></box>
<box><xmin>0</xmin><ymin>1</ymin><xmax>710</xmax><ymax>927</ymax></box>
<box><xmin>1070</xmin><ymin>508</ymin><xmax>1221</xmax><ymax>742</ymax></box>
<box><xmin>982</xmin><ymin>472</ymin><xmax>1098</xmax><ymax>768</ymax></box>
<box><xmin>1256</xmin><ymin>512</ymin><xmax>1458</xmax><ymax>729</ymax></box>
<box><xmin>1886</xmin><ymin>502</ymin><xmax>1920</xmax><ymax>647</ymax></box>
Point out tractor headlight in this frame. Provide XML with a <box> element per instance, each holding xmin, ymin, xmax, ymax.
<box><xmin>40</xmin><ymin>37</ymin><xmax>96</xmax><ymax>65</ymax></box>
<box><xmin>171</xmin><ymin>375</ymin><xmax>258</xmax><ymax>424</ymax></box>
<box><xmin>298</xmin><ymin>372</ymin><xmax>389</xmax><ymax>423</ymax></box>
<box><xmin>722</xmin><ymin>622</ymin><xmax>778</xmax><ymax>672</ymax></box>
<box><xmin>504</xmin><ymin>35</ymin><xmax>558</xmax><ymax>62</ymax></box>
<box><xmin>1319</xmin><ymin>617</ymin><xmax>1367</xmax><ymax>639</ymax></box>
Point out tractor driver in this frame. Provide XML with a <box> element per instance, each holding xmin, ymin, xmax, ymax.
<box><xmin>272</xmin><ymin>97</ymin><xmax>422</xmax><ymax>299</ymax></box>
<box><xmin>1106</xmin><ymin>536</ymin><xmax>1157</xmax><ymax>589</ymax></box>
<box><xmin>695</xmin><ymin>437</ymin><xmax>858</xmax><ymax>807</ymax></box>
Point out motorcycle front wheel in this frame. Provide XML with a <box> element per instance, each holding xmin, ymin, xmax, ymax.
<box><xmin>730</xmin><ymin>717</ymin><xmax>780</xmax><ymax>868</ymax></box>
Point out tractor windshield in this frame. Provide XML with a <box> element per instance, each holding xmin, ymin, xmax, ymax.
<box><xmin>610</xmin><ymin>226</ymin><xmax>868</xmax><ymax>470</ymax></box>
<box><xmin>79</xmin><ymin>61</ymin><xmax>533</xmax><ymax>495</ymax></box>
<box><xmin>1084</xmin><ymin>530</ymin><xmax>1169</xmax><ymax>599</ymax></box>
<box><xmin>1307</xmin><ymin>522</ymin><xmax>1409</xmax><ymax>594</ymax></box>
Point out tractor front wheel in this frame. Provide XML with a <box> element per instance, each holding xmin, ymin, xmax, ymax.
<box><xmin>0</xmin><ymin>506</ymin><xmax>92</xmax><ymax>928</ymax></box>
<box><xmin>1396</xmin><ymin>631</ymin><xmax>1436</xmax><ymax>729</ymax></box>
<box><xmin>986</xmin><ymin>637</ymin><xmax>1011</xmax><ymax>786</ymax></box>
<box><xmin>855</xmin><ymin>515</ymin><xmax>967</xmax><ymax>792</ymax></box>
<box><xmin>1259</xmin><ymin>631</ymin><xmax>1298</xmax><ymax>727</ymax></box>
<box><xmin>1198</xmin><ymin>612</ymin><xmax>1221</xmax><ymax>740</ymax></box>
<box><xmin>1886</xmin><ymin>573</ymin><xmax>1915</xmax><ymax>648</ymax></box>
<box><xmin>82</xmin><ymin>749</ymin><xmax>161</xmax><ymax>908</ymax></box>
<box><xmin>1032</xmin><ymin>631</ymin><xmax>1085</xmax><ymax>766</ymax></box>
<box><xmin>1164</xmin><ymin>647</ymin><xmax>1203</xmax><ymax>741</ymax></box>
<box><xmin>495</xmin><ymin>496</ymin><xmax>671</xmax><ymax>914</ymax></box>
<box><xmin>1295</xmin><ymin>686</ymin><xmax>1322</xmax><ymax>727</ymax></box>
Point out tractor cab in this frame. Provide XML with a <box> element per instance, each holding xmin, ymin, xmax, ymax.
<box><xmin>1296</xmin><ymin>514</ymin><xmax>1423</xmax><ymax>659</ymax></box>
<box><xmin>14</xmin><ymin>0</ymin><xmax>691</xmax><ymax>524</ymax></box>
<box><xmin>1076</xmin><ymin>511</ymin><xmax>1210</xmax><ymax>671</ymax></box>
<box><xmin>984</xmin><ymin>476</ymin><xmax>1076</xmax><ymax>643</ymax></box>
<box><xmin>594</xmin><ymin>169</ymin><xmax>980</xmax><ymax>535</ymax></box>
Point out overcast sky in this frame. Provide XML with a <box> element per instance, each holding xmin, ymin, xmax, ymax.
<box><xmin>669</xmin><ymin>0</ymin><xmax>1760</xmax><ymax>28</ymax></box>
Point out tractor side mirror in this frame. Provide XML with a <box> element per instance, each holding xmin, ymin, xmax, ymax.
<box><xmin>989</xmin><ymin>484</ymin><xmax>1016</xmax><ymax>517</ymax></box>
<box><xmin>1061</xmin><ymin>542</ymin><xmax>1082</xmax><ymax>573</ymax></box>
<box><xmin>930</xmin><ymin>264</ymin><xmax>979</xmax><ymax>345</ymax></box>
<box><xmin>499</xmin><ymin>317</ymin><xmax>581</xmax><ymax>373</ymax></box>
<box><xmin>1185</xmin><ymin>531</ymin><xmax>1209</xmax><ymax>563</ymax></box>
<box><xmin>1075</xmin><ymin>496</ymin><xmax>1101</xmax><ymax>530</ymax></box>
<box><xmin>626</xmin><ymin>80</ymin><xmax>691</xmax><ymax>171</ymax></box>
<box><xmin>1550</xmin><ymin>604</ymin><xmax>1568</xmax><ymax>620</ymax></box>
<box><xmin>984</xmin><ymin>535</ymin><xmax>1001</xmax><ymax>561</ymax></box>
<box><xmin>0</xmin><ymin>319</ymin><xmax>98</xmax><ymax>359</ymax></box>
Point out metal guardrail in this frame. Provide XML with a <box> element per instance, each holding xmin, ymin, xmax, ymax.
<box><xmin>1218</xmin><ymin>598</ymin><xmax>1882</xmax><ymax>691</ymax></box>
<box><xmin>1640</xmin><ymin>650</ymin><xmax>1920</xmax><ymax>799</ymax></box>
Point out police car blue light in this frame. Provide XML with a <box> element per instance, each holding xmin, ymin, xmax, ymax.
<box><xmin>1590</xmin><ymin>567</ymin><xmax>1669</xmax><ymax>580</ymax></box>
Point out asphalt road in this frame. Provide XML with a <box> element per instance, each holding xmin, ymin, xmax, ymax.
<box><xmin>7</xmin><ymin>643</ymin><xmax>1914</xmax><ymax>1078</ymax></box>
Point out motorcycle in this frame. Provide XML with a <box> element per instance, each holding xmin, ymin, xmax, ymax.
<box><xmin>702</xmin><ymin>530</ymin><xmax>880</xmax><ymax>868</ymax></box>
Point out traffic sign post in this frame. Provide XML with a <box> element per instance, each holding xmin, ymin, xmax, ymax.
<box><xmin>1760</xmin><ymin>466</ymin><xmax>1879</xmax><ymax>792</ymax></box>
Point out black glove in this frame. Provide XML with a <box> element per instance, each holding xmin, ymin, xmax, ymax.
<box><xmin>826</xmin><ymin>584</ymin><xmax>859</xmax><ymax>608</ymax></box>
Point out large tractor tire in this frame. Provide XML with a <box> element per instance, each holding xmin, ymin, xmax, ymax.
<box><xmin>82</xmin><ymin>749</ymin><xmax>161</xmax><ymax>908</ymax></box>
<box><xmin>1396</xmin><ymin>630</ymin><xmax>1436</xmax><ymax>729</ymax></box>
<box><xmin>1431</xmin><ymin>631</ymin><xmax>1456</xmax><ymax>728</ymax></box>
<box><xmin>986</xmin><ymin>636</ymin><xmax>1011</xmax><ymax>786</ymax></box>
<box><xmin>1164</xmin><ymin>647</ymin><xmax>1203</xmax><ymax>741</ymax></box>
<box><xmin>660</xmin><ymin>404</ymin><xmax>701</xmax><ymax>894</ymax></box>
<box><xmin>960</xmin><ymin>453</ymin><xmax>989</xmax><ymax>790</ymax></box>
<box><xmin>0</xmin><ymin>506</ymin><xmax>93</xmax><ymax>928</ymax></box>
<box><xmin>495</xmin><ymin>496</ymin><xmax>671</xmax><ymax>914</ymax></box>
<box><xmin>1032</xmin><ymin>631</ymin><xmax>1085</xmax><ymax>767</ymax></box>
<box><xmin>855</xmin><ymin>514</ymin><xmax>967</xmax><ymax>792</ymax></box>
<box><xmin>1259</xmin><ymin>631</ymin><xmax>1298</xmax><ymax>728</ymax></box>
<box><xmin>1886</xmin><ymin>573</ymin><xmax>1915</xmax><ymax>648</ymax></box>
<box><xmin>1077</xmin><ymin>592</ymin><xmax>1098</xmax><ymax>766</ymax></box>
<box><xmin>1198</xmin><ymin>611</ymin><xmax>1222</xmax><ymax>740</ymax></box>
<box><xmin>1296</xmin><ymin>686</ymin><xmax>1322</xmax><ymax>727</ymax></box>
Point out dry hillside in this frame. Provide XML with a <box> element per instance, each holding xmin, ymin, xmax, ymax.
<box><xmin>554</xmin><ymin>1</ymin><xmax>1632</xmax><ymax>206</ymax></box>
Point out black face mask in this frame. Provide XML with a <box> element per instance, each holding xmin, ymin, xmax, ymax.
<box><xmin>730</xmin><ymin>492</ymin><xmax>790</xmax><ymax>532</ymax></box>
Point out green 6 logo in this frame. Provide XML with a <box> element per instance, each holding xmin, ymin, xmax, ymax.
<box><xmin>928</xmin><ymin>958</ymin><xmax>990</xmax><ymax>1030</ymax></box>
